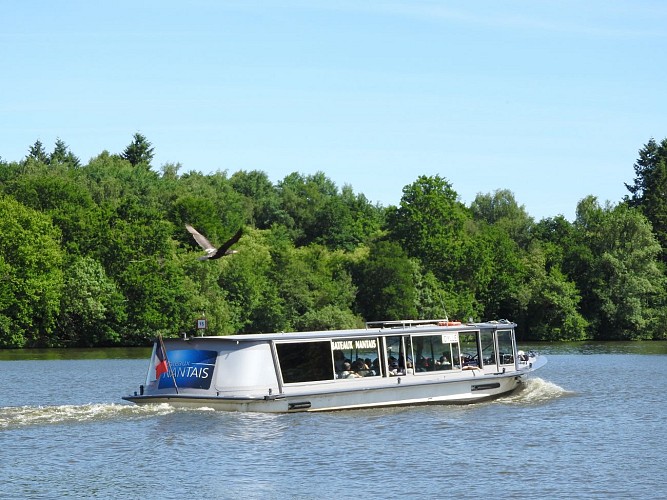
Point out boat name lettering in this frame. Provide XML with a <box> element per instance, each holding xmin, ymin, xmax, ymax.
<box><xmin>165</xmin><ymin>365</ymin><xmax>210</xmax><ymax>379</ymax></box>
<box><xmin>157</xmin><ymin>349</ymin><xmax>217</xmax><ymax>390</ymax></box>
<box><xmin>332</xmin><ymin>339</ymin><xmax>377</xmax><ymax>350</ymax></box>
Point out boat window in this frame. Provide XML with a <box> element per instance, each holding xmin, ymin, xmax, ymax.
<box><xmin>459</xmin><ymin>332</ymin><xmax>480</xmax><ymax>367</ymax></box>
<box><xmin>480</xmin><ymin>329</ymin><xmax>496</xmax><ymax>367</ymax></box>
<box><xmin>332</xmin><ymin>337</ymin><xmax>381</xmax><ymax>379</ymax></box>
<box><xmin>411</xmin><ymin>333</ymin><xmax>460</xmax><ymax>372</ymax></box>
<box><xmin>276</xmin><ymin>341</ymin><xmax>334</xmax><ymax>383</ymax></box>
<box><xmin>385</xmin><ymin>335</ymin><xmax>412</xmax><ymax>376</ymax></box>
<box><xmin>215</xmin><ymin>343</ymin><xmax>278</xmax><ymax>391</ymax></box>
<box><xmin>497</xmin><ymin>329</ymin><xmax>515</xmax><ymax>365</ymax></box>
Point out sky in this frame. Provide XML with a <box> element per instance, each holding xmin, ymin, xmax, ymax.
<box><xmin>2</xmin><ymin>0</ymin><xmax>666</xmax><ymax>221</ymax></box>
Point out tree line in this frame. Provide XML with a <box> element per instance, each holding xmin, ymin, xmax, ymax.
<box><xmin>1</xmin><ymin>133</ymin><xmax>666</xmax><ymax>347</ymax></box>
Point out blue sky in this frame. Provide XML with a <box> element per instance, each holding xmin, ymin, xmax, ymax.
<box><xmin>2</xmin><ymin>1</ymin><xmax>666</xmax><ymax>220</ymax></box>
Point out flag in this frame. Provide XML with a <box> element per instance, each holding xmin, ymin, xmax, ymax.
<box><xmin>155</xmin><ymin>336</ymin><xmax>169</xmax><ymax>379</ymax></box>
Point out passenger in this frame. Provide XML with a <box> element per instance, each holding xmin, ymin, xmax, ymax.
<box><xmin>436</xmin><ymin>354</ymin><xmax>451</xmax><ymax>368</ymax></box>
<box><xmin>352</xmin><ymin>359</ymin><xmax>371</xmax><ymax>377</ymax></box>
<box><xmin>371</xmin><ymin>358</ymin><xmax>381</xmax><ymax>376</ymax></box>
<box><xmin>388</xmin><ymin>359</ymin><xmax>405</xmax><ymax>376</ymax></box>
<box><xmin>406</xmin><ymin>360</ymin><xmax>414</xmax><ymax>374</ymax></box>
<box><xmin>416</xmin><ymin>355</ymin><xmax>430</xmax><ymax>372</ymax></box>
<box><xmin>340</xmin><ymin>362</ymin><xmax>361</xmax><ymax>379</ymax></box>
<box><xmin>388</xmin><ymin>360</ymin><xmax>400</xmax><ymax>376</ymax></box>
<box><xmin>333</xmin><ymin>350</ymin><xmax>346</xmax><ymax>371</ymax></box>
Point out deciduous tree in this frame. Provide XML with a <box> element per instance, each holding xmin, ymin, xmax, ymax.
<box><xmin>0</xmin><ymin>196</ymin><xmax>64</xmax><ymax>347</ymax></box>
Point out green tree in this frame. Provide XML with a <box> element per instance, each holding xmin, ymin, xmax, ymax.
<box><xmin>267</xmin><ymin>241</ymin><xmax>360</xmax><ymax>331</ymax></box>
<box><xmin>470</xmin><ymin>223</ymin><xmax>528</xmax><ymax>321</ymax></box>
<box><xmin>0</xmin><ymin>196</ymin><xmax>64</xmax><ymax>347</ymax></box>
<box><xmin>625</xmin><ymin>138</ymin><xmax>667</xmax><ymax>261</ymax></box>
<box><xmin>471</xmin><ymin>189</ymin><xmax>534</xmax><ymax>249</ymax></box>
<box><xmin>217</xmin><ymin>227</ymin><xmax>285</xmax><ymax>333</ymax></box>
<box><xmin>57</xmin><ymin>256</ymin><xmax>126</xmax><ymax>346</ymax></box>
<box><xmin>50</xmin><ymin>138</ymin><xmax>81</xmax><ymax>167</ymax></box>
<box><xmin>517</xmin><ymin>241</ymin><xmax>589</xmax><ymax>341</ymax></box>
<box><xmin>412</xmin><ymin>268</ymin><xmax>466</xmax><ymax>320</ymax></box>
<box><xmin>26</xmin><ymin>139</ymin><xmax>49</xmax><ymax>164</ymax></box>
<box><xmin>230</xmin><ymin>169</ymin><xmax>281</xmax><ymax>229</ymax></box>
<box><xmin>573</xmin><ymin>197</ymin><xmax>665</xmax><ymax>339</ymax></box>
<box><xmin>354</xmin><ymin>240</ymin><xmax>418</xmax><ymax>321</ymax></box>
<box><xmin>386</xmin><ymin>175</ymin><xmax>471</xmax><ymax>286</ymax></box>
<box><xmin>3</xmin><ymin>170</ymin><xmax>101</xmax><ymax>256</ymax></box>
<box><xmin>169</xmin><ymin>170</ymin><xmax>247</xmax><ymax>246</ymax></box>
<box><xmin>121</xmin><ymin>132</ymin><xmax>154</xmax><ymax>168</ymax></box>
<box><xmin>118</xmin><ymin>256</ymin><xmax>193</xmax><ymax>343</ymax></box>
<box><xmin>276</xmin><ymin>171</ymin><xmax>338</xmax><ymax>246</ymax></box>
<box><xmin>314</xmin><ymin>186</ymin><xmax>384</xmax><ymax>251</ymax></box>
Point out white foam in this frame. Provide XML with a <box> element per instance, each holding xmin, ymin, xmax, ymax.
<box><xmin>0</xmin><ymin>402</ymin><xmax>175</xmax><ymax>430</ymax></box>
<box><xmin>501</xmin><ymin>377</ymin><xmax>572</xmax><ymax>405</ymax></box>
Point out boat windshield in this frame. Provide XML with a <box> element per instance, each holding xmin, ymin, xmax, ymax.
<box><xmin>480</xmin><ymin>330</ymin><xmax>496</xmax><ymax>367</ymax></box>
<box><xmin>459</xmin><ymin>332</ymin><xmax>480</xmax><ymax>367</ymax></box>
<box><xmin>497</xmin><ymin>329</ymin><xmax>515</xmax><ymax>365</ymax></box>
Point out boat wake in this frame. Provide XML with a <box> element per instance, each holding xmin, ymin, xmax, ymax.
<box><xmin>0</xmin><ymin>402</ymin><xmax>205</xmax><ymax>430</ymax></box>
<box><xmin>499</xmin><ymin>377</ymin><xmax>572</xmax><ymax>405</ymax></box>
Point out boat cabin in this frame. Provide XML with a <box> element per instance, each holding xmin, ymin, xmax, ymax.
<box><xmin>142</xmin><ymin>319</ymin><xmax>522</xmax><ymax>397</ymax></box>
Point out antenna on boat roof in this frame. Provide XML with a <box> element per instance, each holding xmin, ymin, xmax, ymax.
<box><xmin>438</xmin><ymin>292</ymin><xmax>449</xmax><ymax>322</ymax></box>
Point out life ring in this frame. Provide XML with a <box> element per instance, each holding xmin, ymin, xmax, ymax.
<box><xmin>437</xmin><ymin>321</ymin><xmax>461</xmax><ymax>326</ymax></box>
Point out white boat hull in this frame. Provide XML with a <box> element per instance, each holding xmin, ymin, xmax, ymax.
<box><xmin>125</xmin><ymin>366</ymin><xmax>537</xmax><ymax>412</ymax></box>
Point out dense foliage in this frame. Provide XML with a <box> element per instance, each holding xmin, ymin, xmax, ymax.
<box><xmin>1</xmin><ymin>135</ymin><xmax>666</xmax><ymax>347</ymax></box>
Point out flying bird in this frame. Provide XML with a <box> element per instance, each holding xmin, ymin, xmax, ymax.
<box><xmin>185</xmin><ymin>224</ymin><xmax>243</xmax><ymax>260</ymax></box>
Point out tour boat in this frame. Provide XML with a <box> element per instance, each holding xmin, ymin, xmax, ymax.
<box><xmin>123</xmin><ymin>319</ymin><xmax>546</xmax><ymax>412</ymax></box>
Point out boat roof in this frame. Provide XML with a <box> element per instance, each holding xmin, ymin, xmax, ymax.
<box><xmin>173</xmin><ymin>319</ymin><xmax>517</xmax><ymax>343</ymax></box>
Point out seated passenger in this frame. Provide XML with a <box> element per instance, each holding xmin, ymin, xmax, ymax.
<box><xmin>416</xmin><ymin>355</ymin><xmax>431</xmax><ymax>372</ymax></box>
<box><xmin>340</xmin><ymin>362</ymin><xmax>361</xmax><ymax>379</ymax></box>
<box><xmin>333</xmin><ymin>350</ymin><xmax>346</xmax><ymax>371</ymax></box>
<box><xmin>352</xmin><ymin>359</ymin><xmax>372</xmax><ymax>377</ymax></box>
<box><xmin>436</xmin><ymin>354</ymin><xmax>451</xmax><ymax>369</ymax></box>
<box><xmin>388</xmin><ymin>360</ymin><xmax>405</xmax><ymax>376</ymax></box>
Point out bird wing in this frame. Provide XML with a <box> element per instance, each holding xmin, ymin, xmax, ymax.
<box><xmin>185</xmin><ymin>224</ymin><xmax>216</xmax><ymax>251</ymax></box>
<box><xmin>209</xmin><ymin>227</ymin><xmax>243</xmax><ymax>260</ymax></box>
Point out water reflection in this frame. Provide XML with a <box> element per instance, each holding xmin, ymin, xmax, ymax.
<box><xmin>0</xmin><ymin>347</ymin><xmax>151</xmax><ymax>361</ymax></box>
<box><xmin>1</xmin><ymin>341</ymin><xmax>666</xmax><ymax>361</ymax></box>
<box><xmin>520</xmin><ymin>340</ymin><xmax>667</xmax><ymax>355</ymax></box>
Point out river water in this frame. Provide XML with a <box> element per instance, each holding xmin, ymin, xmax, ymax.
<box><xmin>1</xmin><ymin>343</ymin><xmax>666</xmax><ymax>499</ymax></box>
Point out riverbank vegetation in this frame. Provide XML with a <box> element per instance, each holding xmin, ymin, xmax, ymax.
<box><xmin>1</xmin><ymin>134</ymin><xmax>666</xmax><ymax>347</ymax></box>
